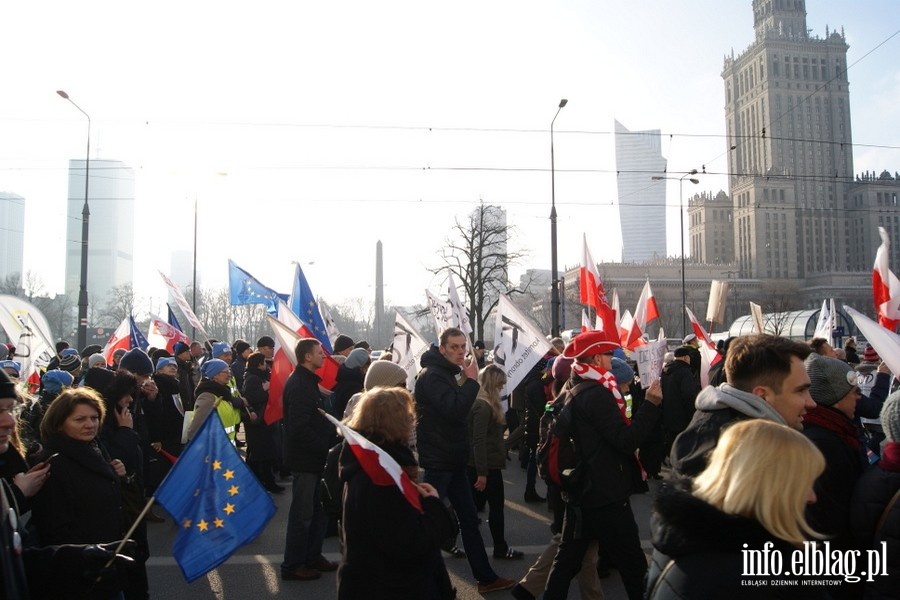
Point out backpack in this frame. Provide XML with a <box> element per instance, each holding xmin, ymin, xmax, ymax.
<box><xmin>536</xmin><ymin>381</ymin><xmax>597</xmax><ymax>492</ymax></box>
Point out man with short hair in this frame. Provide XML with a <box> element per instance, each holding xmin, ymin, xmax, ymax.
<box><xmin>256</xmin><ymin>336</ymin><xmax>276</xmax><ymax>360</ymax></box>
<box><xmin>281</xmin><ymin>338</ymin><xmax>337</xmax><ymax>582</ymax></box>
<box><xmin>543</xmin><ymin>331</ymin><xmax>662</xmax><ymax>600</ymax></box>
<box><xmin>809</xmin><ymin>337</ymin><xmax>838</xmax><ymax>358</ymax></box>
<box><xmin>670</xmin><ymin>334</ymin><xmax>815</xmax><ymax>478</ymax></box>
<box><xmin>416</xmin><ymin>327</ymin><xmax>515</xmax><ymax>594</ymax></box>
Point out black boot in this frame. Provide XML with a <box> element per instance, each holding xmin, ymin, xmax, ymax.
<box><xmin>524</xmin><ymin>488</ymin><xmax>545</xmax><ymax>503</ymax></box>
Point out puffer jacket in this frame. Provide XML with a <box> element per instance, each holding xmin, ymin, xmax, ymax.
<box><xmin>414</xmin><ymin>345</ymin><xmax>479</xmax><ymax>471</ymax></box>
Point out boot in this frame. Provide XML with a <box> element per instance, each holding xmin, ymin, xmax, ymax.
<box><xmin>524</xmin><ymin>487</ymin><xmax>545</xmax><ymax>503</ymax></box>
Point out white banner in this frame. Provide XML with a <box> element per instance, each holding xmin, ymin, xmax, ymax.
<box><xmin>0</xmin><ymin>295</ymin><xmax>55</xmax><ymax>383</ymax></box>
<box><xmin>706</xmin><ymin>280</ymin><xmax>729</xmax><ymax>324</ymax></box>
<box><xmin>446</xmin><ymin>273</ymin><xmax>474</xmax><ymax>337</ymax></box>
<box><xmin>635</xmin><ymin>339</ymin><xmax>667</xmax><ymax>389</ymax></box>
<box><xmin>750</xmin><ymin>301</ymin><xmax>765</xmax><ymax>333</ymax></box>
<box><xmin>492</xmin><ymin>295</ymin><xmax>552</xmax><ymax>395</ymax></box>
<box><xmin>844</xmin><ymin>305</ymin><xmax>900</xmax><ymax>378</ymax></box>
<box><xmin>391</xmin><ymin>312</ymin><xmax>430</xmax><ymax>391</ymax></box>
<box><xmin>158</xmin><ymin>271</ymin><xmax>207</xmax><ymax>338</ymax></box>
<box><xmin>425</xmin><ymin>289</ymin><xmax>455</xmax><ymax>335</ymax></box>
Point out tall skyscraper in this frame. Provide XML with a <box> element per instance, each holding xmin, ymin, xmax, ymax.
<box><xmin>723</xmin><ymin>0</ymin><xmax>852</xmax><ymax>278</ymax></box>
<box><xmin>0</xmin><ymin>192</ymin><xmax>25</xmax><ymax>284</ymax></box>
<box><xmin>614</xmin><ymin>120</ymin><xmax>667</xmax><ymax>262</ymax></box>
<box><xmin>64</xmin><ymin>159</ymin><xmax>135</xmax><ymax>317</ymax></box>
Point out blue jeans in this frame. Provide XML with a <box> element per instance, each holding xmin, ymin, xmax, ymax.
<box><xmin>281</xmin><ymin>471</ymin><xmax>328</xmax><ymax>573</ymax></box>
<box><xmin>424</xmin><ymin>468</ymin><xmax>498</xmax><ymax>584</ymax></box>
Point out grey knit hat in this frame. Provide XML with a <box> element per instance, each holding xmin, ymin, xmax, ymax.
<box><xmin>805</xmin><ymin>354</ymin><xmax>856</xmax><ymax>407</ymax></box>
<box><xmin>345</xmin><ymin>348</ymin><xmax>371</xmax><ymax>370</ymax></box>
<box><xmin>882</xmin><ymin>390</ymin><xmax>900</xmax><ymax>443</ymax></box>
<box><xmin>364</xmin><ymin>360</ymin><xmax>407</xmax><ymax>390</ymax></box>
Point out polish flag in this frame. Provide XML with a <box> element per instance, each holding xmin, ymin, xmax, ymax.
<box><xmin>146</xmin><ymin>314</ymin><xmax>190</xmax><ymax>354</ymax></box>
<box><xmin>873</xmin><ymin>227</ymin><xmax>900</xmax><ymax>331</ymax></box>
<box><xmin>579</xmin><ymin>234</ymin><xmax>603</xmax><ymax>311</ymax></box>
<box><xmin>581</xmin><ymin>310</ymin><xmax>592</xmax><ymax>333</ymax></box>
<box><xmin>634</xmin><ymin>280</ymin><xmax>660</xmax><ymax>330</ymax></box>
<box><xmin>264</xmin><ymin>305</ymin><xmax>340</xmax><ymax>424</ymax></box>
<box><xmin>684</xmin><ymin>306</ymin><xmax>723</xmax><ymax>387</ymax></box>
<box><xmin>619</xmin><ymin>309</ymin><xmax>636</xmax><ymax>347</ymax></box>
<box><xmin>322</xmin><ymin>411</ymin><xmax>422</xmax><ymax>513</ymax></box>
<box><xmin>101</xmin><ymin>318</ymin><xmax>132</xmax><ymax>364</ymax></box>
<box><xmin>611</xmin><ymin>289</ymin><xmax>622</xmax><ymax>333</ymax></box>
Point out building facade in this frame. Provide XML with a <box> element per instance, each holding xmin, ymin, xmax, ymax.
<box><xmin>723</xmin><ymin>0</ymin><xmax>853</xmax><ymax>279</ymax></box>
<box><xmin>64</xmin><ymin>159</ymin><xmax>135</xmax><ymax>318</ymax></box>
<box><xmin>614</xmin><ymin>120</ymin><xmax>667</xmax><ymax>262</ymax></box>
<box><xmin>0</xmin><ymin>192</ymin><xmax>25</xmax><ymax>285</ymax></box>
<box><xmin>688</xmin><ymin>190</ymin><xmax>735</xmax><ymax>264</ymax></box>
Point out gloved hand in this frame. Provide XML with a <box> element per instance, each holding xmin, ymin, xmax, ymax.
<box><xmin>81</xmin><ymin>540</ymin><xmax>135</xmax><ymax>594</ymax></box>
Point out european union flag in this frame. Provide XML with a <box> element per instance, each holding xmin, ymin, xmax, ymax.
<box><xmin>227</xmin><ymin>259</ymin><xmax>281</xmax><ymax>315</ymax></box>
<box><xmin>155</xmin><ymin>411</ymin><xmax>277</xmax><ymax>582</ymax></box>
<box><xmin>128</xmin><ymin>315</ymin><xmax>149</xmax><ymax>351</ymax></box>
<box><xmin>289</xmin><ymin>263</ymin><xmax>333</xmax><ymax>353</ymax></box>
<box><xmin>167</xmin><ymin>303</ymin><xmax>183</xmax><ymax>333</ymax></box>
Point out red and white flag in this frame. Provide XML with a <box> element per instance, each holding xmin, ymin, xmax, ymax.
<box><xmin>873</xmin><ymin>227</ymin><xmax>900</xmax><ymax>331</ymax></box>
<box><xmin>321</xmin><ymin>411</ymin><xmax>422</xmax><ymax>513</ymax></box>
<box><xmin>634</xmin><ymin>280</ymin><xmax>660</xmax><ymax>330</ymax></box>
<box><xmin>101</xmin><ymin>318</ymin><xmax>132</xmax><ymax>365</ymax></box>
<box><xmin>264</xmin><ymin>304</ymin><xmax>340</xmax><ymax>424</ymax></box>
<box><xmin>845</xmin><ymin>305</ymin><xmax>900</xmax><ymax>378</ymax></box>
<box><xmin>146</xmin><ymin>314</ymin><xmax>190</xmax><ymax>354</ymax></box>
<box><xmin>581</xmin><ymin>310</ymin><xmax>592</xmax><ymax>333</ymax></box>
<box><xmin>684</xmin><ymin>306</ymin><xmax>723</xmax><ymax>387</ymax></box>
<box><xmin>579</xmin><ymin>234</ymin><xmax>603</xmax><ymax>311</ymax></box>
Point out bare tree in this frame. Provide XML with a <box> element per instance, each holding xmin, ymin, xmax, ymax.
<box><xmin>431</xmin><ymin>203</ymin><xmax>528</xmax><ymax>341</ymax></box>
<box><xmin>0</xmin><ymin>273</ymin><xmax>22</xmax><ymax>295</ymax></box>
<box><xmin>95</xmin><ymin>284</ymin><xmax>137</xmax><ymax>328</ymax></box>
<box><xmin>759</xmin><ymin>280</ymin><xmax>800</xmax><ymax>336</ymax></box>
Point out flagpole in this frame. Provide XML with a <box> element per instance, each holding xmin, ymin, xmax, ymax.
<box><xmin>101</xmin><ymin>496</ymin><xmax>157</xmax><ymax>572</ymax></box>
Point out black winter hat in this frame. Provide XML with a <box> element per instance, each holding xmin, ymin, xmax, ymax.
<box><xmin>119</xmin><ymin>348</ymin><xmax>154</xmax><ymax>376</ymax></box>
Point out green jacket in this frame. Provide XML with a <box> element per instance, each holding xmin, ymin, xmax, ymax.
<box><xmin>467</xmin><ymin>392</ymin><xmax>507</xmax><ymax>474</ymax></box>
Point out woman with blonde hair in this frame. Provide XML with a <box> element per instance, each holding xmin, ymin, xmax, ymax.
<box><xmin>647</xmin><ymin>419</ymin><xmax>828</xmax><ymax>599</ymax></box>
<box><xmin>337</xmin><ymin>387</ymin><xmax>456</xmax><ymax>599</ymax></box>
<box><xmin>467</xmin><ymin>365</ymin><xmax>523</xmax><ymax>560</ymax></box>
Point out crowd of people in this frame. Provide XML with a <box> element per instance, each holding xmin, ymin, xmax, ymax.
<box><xmin>1</xmin><ymin>323</ymin><xmax>899</xmax><ymax>599</ymax></box>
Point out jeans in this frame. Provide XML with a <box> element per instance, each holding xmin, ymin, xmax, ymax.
<box><xmin>544</xmin><ymin>499</ymin><xmax>647</xmax><ymax>600</ymax></box>
<box><xmin>424</xmin><ymin>468</ymin><xmax>498</xmax><ymax>584</ymax></box>
<box><xmin>281</xmin><ymin>471</ymin><xmax>327</xmax><ymax>572</ymax></box>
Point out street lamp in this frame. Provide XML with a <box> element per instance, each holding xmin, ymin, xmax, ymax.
<box><xmin>550</xmin><ymin>98</ymin><xmax>568</xmax><ymax>337</ymax></box>
<box><xmin>652</xmin><ymin>169</ymin><xmax>699</xmax><ymax>338</ymax></box>
<box><xmin>57</xmin><ymin>90</ymin><xmax>91</xmax><ymax>351</ymax></box>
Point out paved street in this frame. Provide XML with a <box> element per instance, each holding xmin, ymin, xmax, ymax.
<box><xmin>146</xmin><ymin>458</ymin><xmax>658</xmax><ymax>599</ymax></box>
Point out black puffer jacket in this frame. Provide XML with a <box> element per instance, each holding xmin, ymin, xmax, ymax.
<box><xmin>660</xmin><ymin>360</ymin><xmax>700</xmax><ymax>434</ymax></box>
<box><xmin>148</xmin><ymin>372</ymin><xmax>186</xmax><ymax>452</ymax></box>
<box><xmin>850</xmin><ymin>441</ymin><xmax>900</xmax><ymax>599</ymax></box>
<box><xmin>331</xmin><ymin>364</ymin><xmax>365</xmax><ymax>419</ymax></box>
<box><xmin>647</xmin><ymin>482</ymin><xmax>828</xmax><ymax>599</ymax></box>
<box><xmin>414</xmin><ymin>345</ymin><xmax>479</xmax><ymax>471</ymax></box>
<box><xmin>567</xmin><ymin>372</ymin><xmax>660</xmax><ymax>507</ymax></box>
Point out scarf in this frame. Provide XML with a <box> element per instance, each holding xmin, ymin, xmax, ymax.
<box><xmin>571</xmin><ymin>361</ymin><xmax>629</xmax><ymax>423</ymax></box>
<box><xmin>803</xmin><ymin>405</ymin><xmax>860</xmax><ymax>450</ymax></box>
<box><xmin>879</xmin><ymin>442</ymin><xmax>900</xmax><ymax>472</ymax></box>
<box><xmin>572</xmin><ymin>361</ymin><xmax>646</xmax><ymax>480</ymax></box>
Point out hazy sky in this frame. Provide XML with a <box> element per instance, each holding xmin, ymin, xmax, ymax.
<box><xmin>1</xmin><ymin>0</ymin><xmax>898</xmax><ymax>312</ymax></box>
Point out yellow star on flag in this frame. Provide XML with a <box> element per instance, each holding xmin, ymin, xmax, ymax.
<box><xmin>182</xmin><ymin>519</ymin><xmax>192</xmax><ymax>529</ymax></box>
<box><xmin>228</xmin><ymin>485</ymin><xmax>239</xmax><ymax>496</ymax></box>
<box><xmin>224</xmin><ymin>503</ymin><xmax>235</xmax><ymax>515</ymax></box>
<box><xmin>214</xmin><ymin>518</ymin><xmax>224</xmax><ymax>528</ymax></box>
<box><xmin>197</xmin><ymin>519</ymin><xmax>209</xmax><ymax>531</ymax></box>
<box><xmin>212</xmin><ymin>460</ymin><xmax>222</xmax><ymax>470</ymax></box>
<box><xmin>223</xmin><ymin>469</ymin><xmax>235</xmax><ymax>480</ymax></box>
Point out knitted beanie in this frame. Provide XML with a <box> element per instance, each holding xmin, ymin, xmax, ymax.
<box><xmin>805</xmin><ymin>354</ymin><xmax>855</xmax><ymax>407</ymax></box>
<box><xmin>364</xmin><ymin>360</ymin><xmax>408</xmax><ymax>391</ymax></box>
<box><xmin>882</xmin><ymin>389</ymin><xmax>900</xmax><ymax>443</ymax></box>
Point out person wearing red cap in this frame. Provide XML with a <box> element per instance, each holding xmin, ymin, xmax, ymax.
<box><xmin>543</xmin><ymin>330</ymin><xmax>662</xmax><ymax>600</ymax></box>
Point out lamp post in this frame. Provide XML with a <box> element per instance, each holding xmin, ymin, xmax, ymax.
<box><xmin>652</xmin><ymin>170</ymin><xmax>699</xmax><ymax>338</ymax></box>
<box><xmin>550</xmin><ymin>98</ymin><xmax>567</xmax><ymax>337</ymax></box>
<box><xmin>57</xmin><ymin>90</ymin><xmax>91</xmax><ymax>351</ymax></box>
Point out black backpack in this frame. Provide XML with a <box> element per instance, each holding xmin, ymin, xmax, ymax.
<box><xmin>536</xmin><ymin>381</ymin><xmax>597</xmax><ymax>492</ymax></box>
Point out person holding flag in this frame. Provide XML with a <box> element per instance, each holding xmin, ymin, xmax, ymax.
<box><xmin>337</xmin><ymin>387</ymin><xmax>456</xmax><ymax>599</ymax></box>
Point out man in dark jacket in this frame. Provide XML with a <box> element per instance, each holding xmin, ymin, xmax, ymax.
<box><xmin>173</xmin><ymin>342</ymin><xmax>196</xmax><ymax>411</ymax></box>
<box><xmin>415</xmin><ymin>327</ymin><xmax>514</xmax><ymax>595</ymax></box>
<box><xmin>670</xmin><ymin>334</ymin><xmax>814</xmax><ymax>477</ymax></box>
<box><xmin>543</xmin><ymin>330</ymin><xmax>662</xmax><ymax>600</ymax></box>
<box><xmin>280</xmin><ymin>338</ymin><xmax>338</xmax><ymax>582</ymax></box>
<box><xmin>660</xmin><ymin>347</ymin><xmax>700</xmax><ymax>458</ymax></box>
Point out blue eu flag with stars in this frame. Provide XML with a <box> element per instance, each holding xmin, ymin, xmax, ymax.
<box><xmin>155</xmin><ymin>412</ymin><xmax>277</xmax><ymax>582</ymax></box>
<box><xmin>289</xmin><ymin>263</ymin><xmax>333</xmax><ymax>353</ymax></box>
<box><xmin>227</xmin><ymin>259</ymin><xmax>281</xmax><ymax>315</ymax></box>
